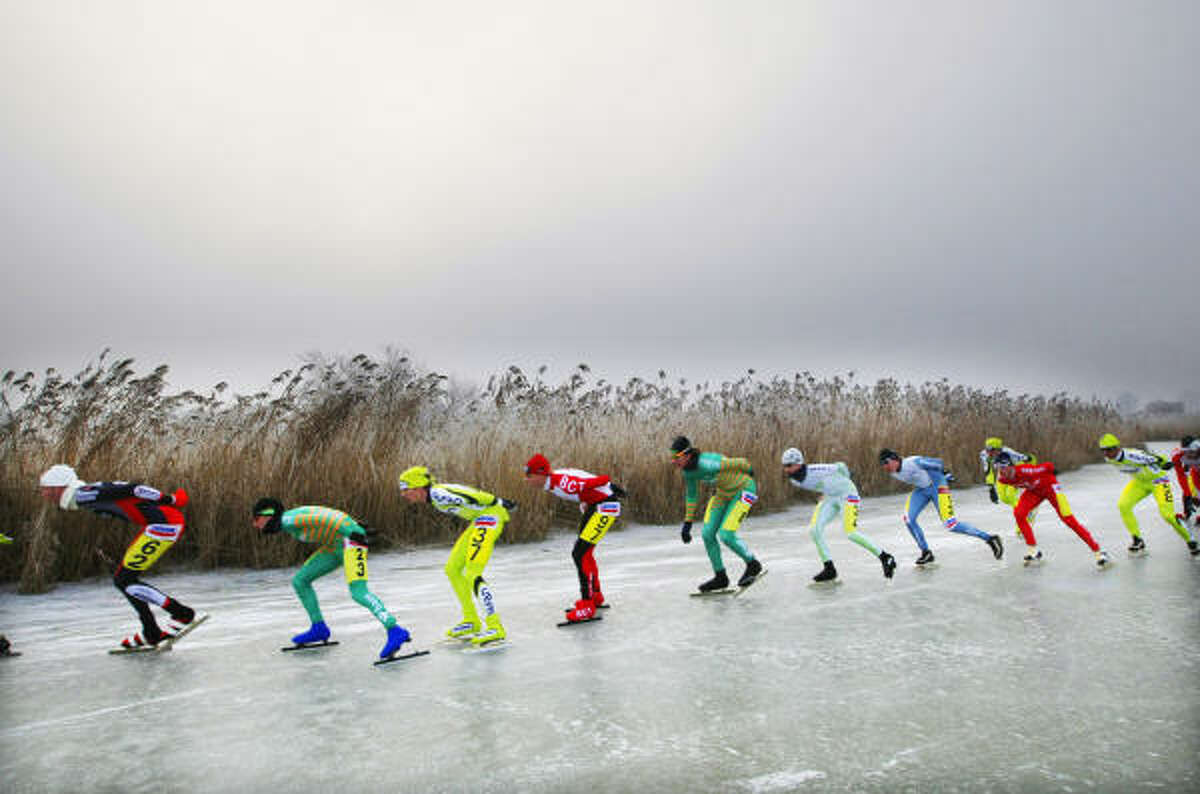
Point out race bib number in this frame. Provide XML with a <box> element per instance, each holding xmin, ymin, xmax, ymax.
<box><xmin>344</xmin><ymin>540</ymin><xmax>368</xmax><ymax>583</ymax></box>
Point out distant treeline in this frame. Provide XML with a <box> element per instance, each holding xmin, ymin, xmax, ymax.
<box><xmin>1</xmin><ymin>351</ymin><xmax>1191</xmax><ymax>592</ymax></box>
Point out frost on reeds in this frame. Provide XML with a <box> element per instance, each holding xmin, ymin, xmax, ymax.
<box><xmin>1</xmin><ymin>352</ymin><xmax>1191</xmax><ymax>591</ymax></box>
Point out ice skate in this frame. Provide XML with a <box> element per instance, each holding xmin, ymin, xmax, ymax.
<box><xmin>564</xmin><ymin>599</ymin><xmax>597</xmax><ymax>623</ymax></box>
<box><xmin>1095</xmin><ymin>550</ymin><xmax>1112</xmax><ymax>569</ymax></box>
<box><xmin>879</xmin><ymin>551</ymin><xmax>897</xmax><ymax>579</ymax></box>
<box><xmin>1022</xmin><ymin>549</ymin><xmax>1044</xmax><ymax>566</ymax></box>
<box><xmin>737</xmin><ymin>558</ymin><xmax>764</xmax><ymax>587</ymax></box>
<box><xmin>379</xmin><ymin>625</ymin><xmax>411</xmax><ymax>659</ymax></box>
<box><xmin>470</xmin><ymin>620</ymin><xmax>507</xmax><ymax>647</ymax></box>
<box><xmin>444</xmin><ymin>620</ymin><xmax>480</xmax><ymax>641</ymax></box>
<box><xmin>812</xmin><ymin>561</ymin><xmax>838</xmax><ymax>583</ymax></box>
<box><xmin>1127</xmin><ymin>536</ymin><xmax>1147</xmax><ymax>556</ymax></box>
<box><xmin>1188</xmin><ymin>540</ymin><xmax>1198</xmax><ymax>556</ymax></box>
<box><xmin>291</xmin><ymin>621</ymin><xmax>331</xmax><ymax>646</ymax></box>
<box><xmin>697</xmin><ymin>570</ymin><xmax>730</xmax><ymax>592</ymax></box>
<box><xmin>914</xmin><ymin>549</ymin><xmax>936</xmax><ymax>568</ymax></box>
<box><xmin>986</xmin><ymin>534</ymin><xmax>1004</xmax><ymax>560</ymax></box>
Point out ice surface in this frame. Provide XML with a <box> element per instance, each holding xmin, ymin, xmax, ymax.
<box><xmin>2</xmin><ymin>449</ymin><xmax>1198</xmax><ymax>793</ymax></box>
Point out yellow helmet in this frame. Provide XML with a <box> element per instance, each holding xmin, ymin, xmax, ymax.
<box><xmin>1098</xmin><ymin>433</ymin><xmax>1120</xmax><ymax>450</ymax></box>
<box><xmin>985</xmin><ymin>437</ymin><xmax>1003</xmax><ymax>450</ymax></box>
<box><xmin>397</xmin><ymin>465</ymin><xmax>432</xmax><ymax>491</ymax></box>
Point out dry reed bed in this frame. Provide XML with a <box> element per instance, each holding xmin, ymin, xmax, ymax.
<box><xmin>1</xmin><ymin>352</ymin><xmax>1192</xmax><ymax>592</ymax></box>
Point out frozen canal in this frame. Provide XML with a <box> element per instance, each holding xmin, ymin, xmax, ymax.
<box><xmin>2</xmin><ymin>454</ymin><xmax>1198</xmax><ymax>793</ymax></box>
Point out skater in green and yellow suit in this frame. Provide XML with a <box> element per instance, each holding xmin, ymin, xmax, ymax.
<box><xmin>671</xmin><ymin>436</ymin><xmax>764</xmax><ymax>592</ymax></box>
<box><xmin>1098</xmin><ymin>434</ymin><xmax>1198</xmax><ymax>557</ymax></box>
<box><xmin>251</xmin><ymin>499</ymin><xmax>411</xmax><ymax>659</ymax></box>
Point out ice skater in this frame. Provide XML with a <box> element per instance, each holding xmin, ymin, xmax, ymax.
<box><xmin>397</xmin><ymin>466</ymin><xmax>513</xmax><ymax>646</ymax></box>
<box><xmin>879</xmin><ymin>449</ymin><xmax>1003</xmax><ymax>566</ymax></box>
<box><xmin>1098</xmin><ymin>434</ymin><xmax>1197</xmax><ymax>556</ymax></box>
<box><xmin>523</xmin><ymin>453</ymin><xmax>624</xmax><ymax>623</ymax></box>
<box><xmin>39</xmin><ymin>464</ymin><xmax>203</xmax><ymax>649</ymax></box>
<box><xmin>670</xmin><ymin>436</ymin><xmax>764</xmax><ymax>592</ymax></box>
<box><xmin>781</xmin><ymin>447</ymin><xmax>896</xmax><ymax>583</ymax></box>
<box><xmin>251</xmin><ymin>499</ymin><xmax>411</xmax><ymax>659</ymax></box>
<box><xmin>980</xmin><ymin>436</ymin><xmax>1038</xmax><ymax>534</ymax></box>
<box><xmin>1169</xmin><ymin>436</ymin><xmax>1200</xmax><ymax>528</ymax></box>
<box><xmin>994</xmin><ymin>454</ymin><xmax>1110</xmax><ymax>567</ymax></box>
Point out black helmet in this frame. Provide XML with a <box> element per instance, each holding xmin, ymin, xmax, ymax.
<box><xmin>252</xmin><ymin>497</ymin><xmax>285</xmax><ymax>534</ymax></box>
<box><xmin>670</xmin><ymin>435</ymin><xmax>692</xmax><ymax>456</ymax></box>
<box><xmin>994</xmin><ymin>452</ymin><xmax>1014</xmax><ymax>467</ymax></box>
<box><xmin>878</xmin><ymin>448</ymin><xmax>900</xmax><ymax>465</ymax></box>
<box><xmin>1182</xmin><ymin>435</ymin><xmax>1196</xmax><ymax>449</ymax></box>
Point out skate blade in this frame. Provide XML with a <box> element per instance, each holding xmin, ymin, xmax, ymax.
<box><xmin>807</xmin><ymin>579</ymin><xmax>843</xmax><ymax>589</ymax></box>
<box><xmin>373</xmin><ymin>649</ymin><xmax>431</xmax><ymax>666</ymax></box>
<box><xmin>281</xmin><ymin>640</ymin><xmax>340</xmax><ymax>652</ymax></box>
<box><xmin>557</xmin><ymin>615</ymin><xmax>603</xmax><ymax>627</ymax></box>
<box><xmin>462</xmin><ymin>640</ymin><xmax>510</xmax><ymax>654</ymax></box>
<box><xmin>690</xmin><ymin>588</ymin><xmax>737</xmax><ymax>597</ymax></box>
<box><xmin>913</xmin><ymin>563</ymin><xmax>940</xmax><ymax>571</ymax></box>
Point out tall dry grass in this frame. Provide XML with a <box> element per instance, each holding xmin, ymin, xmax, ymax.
<box><xmin>1</xmin><ymin>352</ymin><xmax>1192</xmax><ymax>591</ymax></box>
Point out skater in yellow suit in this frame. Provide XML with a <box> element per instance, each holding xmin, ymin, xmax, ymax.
<box><xmin>398</xmin><ymin>466</ymin><xmax>515</xmax><ymax>646</ymax></box>
<box><xmin>1098</xmin><ymin>434</ymin><xmax>1198</xmax><ymax>556</ymax></box>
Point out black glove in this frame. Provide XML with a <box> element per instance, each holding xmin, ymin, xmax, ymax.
<box><xmin>988</xmin><ymin>485</ymin><xmax>999</xmax><ymax>504</ymax></box>
<box><xmin>499</xmin><ymin>498</ymin><xmax>517</xmax><ymax>511</ymax></box>
<box><xmin>1185</xmin><ymin>495</ymin><xmax>1199</xmax><ymax>517</ymax></box>
<box><xmin>943</xmin><ymin>470</ymin><xmax>956</xmax><ymax>484</ymax></box>
<box><xmin>680</xmin><ymin>522</ymin><xmax>693</xmax><ymax>544</ymax></box>
<box><xmin>353</xmin><ymin>523</ymin><xmax>378</xmax><ymax>547</ymax></box>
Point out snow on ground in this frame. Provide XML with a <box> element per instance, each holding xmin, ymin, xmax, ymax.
<box><xmin>2</xmin><ymin>447</ymin><xmax>1198</xmax><ymax>793</ymax></box>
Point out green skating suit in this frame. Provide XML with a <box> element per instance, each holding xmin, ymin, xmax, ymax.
<box><xmin>681</xmin><ymin>452</ymin><xmax>759</xmax><ymax>573</ymax></box>
<box><xmin>279</xmin><ymin>506</ymin><xmax>397</xmax><ymax>629</ymax></box>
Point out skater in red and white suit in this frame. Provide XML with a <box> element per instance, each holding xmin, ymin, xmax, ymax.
<box><xmin>1170</xmin><ymin>436</ymin><xmax>1200</xmax><ymax>525</ymax></box>
<box><xmin>995</xmin><ymin>454</ymin><xmax>1111</xmax><ymax>568</ymax></box>
<box><xmin>523</xmin><ymin>454</ymin><xmax>624</xmax><ymax>623</ymax></box>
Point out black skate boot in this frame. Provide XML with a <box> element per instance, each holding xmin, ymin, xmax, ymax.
<box><xmin>879</xmin><ymin>551</ymin><xmax>896</xmax><ymax>579</ymax></box>
<box><xmin>698</xmin><ymin>570</ymin><xmax>730</xmax><ymax>592</ymax></box>
<box><xmin>1128</xmin><ymin>536</ymin><xmax>1146</xmax><ymax>555</ymax></box>
<box><xmin>812</xmin><ymin>561</ymin><xmax>838</xmax><ymax>583</ymax></box>
<box><xmin>737</xmin><ymin>558</ymin><xmax>763</xmax><ymax>587</ymax></box>
<box><xmin>986</xmin><ymin>534</ymin><xmax>1004</xmax><ymax>560</ymax></box>
<box><xmin>915</xmin><ymin>549</ymin><xmax>936</xmax><ymax>567</ymax></box>
<box><xmin>1188</xmin><ymin>540</ymin><xmax>1199</xmax><ymax>556</ymax></box>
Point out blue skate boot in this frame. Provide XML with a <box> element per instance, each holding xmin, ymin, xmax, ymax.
<box><xmin>291</xmin><ymin>621</ymin><xmax>331</xmax><ymax>646</ymax></box>
<box><xmin>379</xmin><ymin>625</ymin><xmax>411</xmax><ymax>659</ymax></box>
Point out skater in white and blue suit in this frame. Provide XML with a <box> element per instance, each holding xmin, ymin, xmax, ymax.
<box><xmin>879</xmin><ymin>448</ymin><xmax>1003</xmax><ymax>567</ymax></box>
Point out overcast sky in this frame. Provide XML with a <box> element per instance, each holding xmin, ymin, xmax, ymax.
<box><xmin>2</xmin><ymin>2</ymin><xmax>1197</xmax><ymax>405</ymax></box>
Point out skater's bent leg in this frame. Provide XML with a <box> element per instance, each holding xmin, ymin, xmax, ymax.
<box><xmin>809</xmin><ymin>503</ymin><xmax>832</xmax><ymax>562</ymax></box>
<box><xmin>343</xmin><ymin>540</ymin><xmax>396</xmax><ymax>628</ymax></box>
<box><xmin>1014</xmin><ymin>491</ymin><xmax>1042</xmax><ymax>546</ymax></box>
<box><xmin>841</xmin><ymin>495</ymin><xmax>882</xmax><ymax>557</ymax></box>
<box><xmin>717</xmin><ymin>494</ymin><xmax>756</xmax><ymax>563</ymax></box>
<box><xmin>1117</xmin><ymin>481</ymin><xmax>1146</xmax><ymax>537</ymax></box>
<box><xmin>572</xmin><ymin>538</ymin><xmax>594</xmax><ymax>600</ymax></box>
<box><xmin>1152</xmin><ymin>481</ymin><xmax>1192</xmax><ymax>541</ymax></box>
<box><xmin>445</xmin><ymin>529</ymin><xmax>481</xmax><ymax>624</ymax></box>
<box><xmin>293</xmin><ymin>550</ymin><xmax>341</xmax><ymax>624</ymax></box>
<box><xmin>701</xmin><ymin>498</ymin><xmax>726</xmax><ymax>571</ymax></box>
<box><xmin>904</xmin><ymin>493</ymin><xmax>931</xmax><ymax>551</ymax></box>
<box><xmin>937</xmin><ymin>488</ymin><xmax>990</xmax><ymax>540</ymax></box>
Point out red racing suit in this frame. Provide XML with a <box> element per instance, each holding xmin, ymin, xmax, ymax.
<box><xmin>544</xmin><ymin>468</ymin><xmax>624</xmax><ymax>609</ymax></box>
<box><xmin>997</xmin><ymin>463</ymin><xmax>1100</xmax><ymax>551</ymax></box>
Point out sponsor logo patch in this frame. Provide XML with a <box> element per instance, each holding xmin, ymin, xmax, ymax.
<box><xmin>145</xmin><ymin>524</ymin><xmax>182</xmax><ymax>540</ymax></box>
<box><xmin>474</xmin><ymin>515</ymin><xmax>499</xmax><ymax>528</ymax></box>
<box><xmin>740</xmin><ymin>492</ymin><xmax>758</xmax><ymax>505</ymax></box>
<box><xmin>598</xmin><ymin>502</ymin><xmax>621</xmax><ymax>516</ymax></box>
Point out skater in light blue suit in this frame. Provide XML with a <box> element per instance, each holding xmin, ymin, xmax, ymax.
<box><xmin>879</xmin><ymin>449</ymin><xmax>1003</xmax><ymax>567</ymax></box>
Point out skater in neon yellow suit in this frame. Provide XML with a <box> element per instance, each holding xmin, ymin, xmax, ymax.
<box><xmin>1098</xmin><ymin>434</ymin><xmax>1198</xmax><ymax>556</ymax></box>
<box><xmin>671</xmin><ymin>436</ymin><xmax>764</xmax><ymax>592</ymax></box>
<box><xmin>398</xmin><ymin>466</ymin><xmax>513</xmax><ymax>646</ymax></box>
